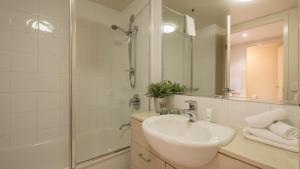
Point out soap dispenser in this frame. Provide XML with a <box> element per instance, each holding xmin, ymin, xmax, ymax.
<box><xmin>204</xmin><ymin>108</ymin><xmax>212</xmax><ymax>122</ymax></box>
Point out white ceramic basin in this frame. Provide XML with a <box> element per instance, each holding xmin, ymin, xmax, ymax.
<box><xmin>142</xmin><ymin>114</ymin><xmax>235</xmax><ymax>168</ymax></box>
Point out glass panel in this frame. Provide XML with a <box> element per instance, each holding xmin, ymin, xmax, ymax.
<box><xmin>162</xmin><ymin>0</ymin><xmax>299</xmax><ymax>105</ymax></box>
<box><xmin>162</xmin><ymin>6</ymin><xmax>191</xmax><ymax>88</ymax></box>
<box><xmin>162</xmin><ymin>5</ymin><xmax>227</xmax><ymax>94</ymax></box>
<box><xmin>74</xmin><ymin>0</ymin><xmax>150</xmax><ymax>164</ymax></box>
<box><xmin>0</xmin><ymin>0</ymin><xmax>70</xmax><ymax>169</ymax></box>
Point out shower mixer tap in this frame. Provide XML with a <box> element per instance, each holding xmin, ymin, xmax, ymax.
<box><xmin>129</xmin><ymin>94</ymin><xmax>141</xmax><ymax>110</ymax></box>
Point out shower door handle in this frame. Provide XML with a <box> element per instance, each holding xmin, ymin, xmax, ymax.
<box><xmin>119</xmin><ymin>122</ymin><xmax>131</xmax><ymax>130</ymax></box>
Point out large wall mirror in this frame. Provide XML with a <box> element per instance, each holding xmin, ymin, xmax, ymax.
<box><xmin>162</xmin><ymin>0</ymin><xmax>299</xmax><ymax>105</ymax></box>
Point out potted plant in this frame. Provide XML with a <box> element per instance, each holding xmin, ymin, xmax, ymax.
<box><xmin>146</xmin><ymin>81</ymin><xmax>186</xmax><ymax>114</ymax></box>
<box><xmin>165</xmin><ymin>81</ymin><xmax>186</xmax><ymax>109</ymax></box>
<box><xmin>165</xmin><ymin>80</ymin><xmax>186</xmax><ymax>94</ymax></box>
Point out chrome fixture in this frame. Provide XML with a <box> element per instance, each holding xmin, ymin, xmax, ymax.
<box><xmin>222</xmin><ymin>88</ymin><xmax>234</xmax><ymax>96</ymax></box>
<box><xmin>129</xmin><ymin>94</ymin><xmax>141</xmax><ymax>110</ymax></box>
<box><xmin>182</xmin><ymin>100</ymin><xmax>198</xmax><ymax>122</ymax></box>
<box><xmin>119</xmin><ymin>122</ymin><xmax>131</xmax><ymax>130</ymax></box>
<box><xmin>111</xmin><ymin>15</ymin><xmax>138</xmax><ymax>88</ymax></box>
<box><xmin>138</xmin><ymin>153</ymin><xmax>151</xmax><ymax>162</ymax></box>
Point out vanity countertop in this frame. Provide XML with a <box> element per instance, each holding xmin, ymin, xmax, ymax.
<box><xmin>131</xmin><ymin>112</ymin><xmax>298</xmax><ymax>169</ymax></box>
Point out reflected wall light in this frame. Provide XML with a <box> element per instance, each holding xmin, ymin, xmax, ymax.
<box><xmin>26</xmin><ymin>18</ymin><xmax>55</xmax><ymax>33</ymax></box>
<box><xmin>163</xmin><ymin>23</ymin><xmax>176</xmax><ymax>33</ymax></box>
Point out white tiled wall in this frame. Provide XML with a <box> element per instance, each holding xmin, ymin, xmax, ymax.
<box><xmin>0</xmin><ymin>0</ymin><xmax>69</xmax><ymax>168</ymax></box>
<box><xmin>172</xmin><ymin>95</ymin><xmax>300</xmax><ymax>129</ymax></box>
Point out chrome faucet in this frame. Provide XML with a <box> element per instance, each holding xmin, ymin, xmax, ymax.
<box><xmin>222</xmin><ymin>88</ymin><xmax>235</xmax><ymax>96</ymax></box>
<box><xmin>182</xmin><ymin>100</ymin><xmax>199</xmax><ymax>122</ymax></box>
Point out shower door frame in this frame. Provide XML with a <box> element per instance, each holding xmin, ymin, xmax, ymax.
<box><xmin>69</xmin><ymin>0</ymin><xmax>153</xmax><ymax>168</ymax></box>
<box><xmin>69</xmin><ymin>0</ymin><xmax>75</xmax><ymax>168</ymax></box>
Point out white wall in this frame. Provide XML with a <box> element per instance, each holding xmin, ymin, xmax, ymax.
<box><xmin>163</xmin><ymin>31</ymin><xmax>190</xmax><ymax>85</ymax></box>
<box><xmin>193</xmin><ymin>25</ymin><xmax>226</xmax><ymax>95</ymax></box>
<box><xmin>231</xmin><ymin>39</ymin><xmax>285</xmax><ymax>100</ymax></box>
<box><xmin>150</xmin><ymin>0</ymin><xmax>162</xmax><ymax>83</ymax></box>
<box><xmin>230</xmin><ymin>44</ymin><xmax>247</xmax><ymax>97</ymax></box>
<box><xmin>172</xmin><ymin>95</ymin><xmax>300</xmax><ymax>129</ymax></box>
<box><xmin>0</xmin><ymin>0</ymin><xmax>69</xmax><ymax>168</ymax></box>
<box><xmin>231</xmin><ymin>8</ymin><xmax>299</xmax><ymax>102</ymax></box>
<box><xmin>162</xmin><ymin>7</ymin><xmax>190</xmax><ymax>86</ymax></box>
<box><xmin>246</xmin><ymin>43</ymin><xmax>281</xmax><ymax>101</ymax></box>
<box><xmin>287</xmin><ymin>9</ymin><xmax>299</xmax><ymax>102</ymax></box>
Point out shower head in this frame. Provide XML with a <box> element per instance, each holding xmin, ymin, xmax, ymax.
<box><xmin>111</xmin><ymin>25</ymin><xmax>128</xmax><ymax>35</ymax></box>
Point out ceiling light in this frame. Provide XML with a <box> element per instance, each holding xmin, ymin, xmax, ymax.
<box><xmin>163</xmin><ymin>24</ymin><xmax>176</xmax><ymax>34</ymax></box>
<box><xmin>239</xmin><ymin>0</ymin><xmax>253</xmax><ymax>2</ymax></box>
<box><xmin>242</xmin><ymin>33</ymin><xmax>248</xmax><ymax>37</ymax></box>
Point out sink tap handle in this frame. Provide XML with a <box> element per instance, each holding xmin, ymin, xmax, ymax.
<box><xmin>185</xmin><ymin>100</ymin><xmax>197</xmax><ymax>110</ymax></box>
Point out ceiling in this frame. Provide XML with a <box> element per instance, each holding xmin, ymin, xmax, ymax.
<box><xmin>231</xmin><ymin>21</ymin><xmax>284</xmax><ymax>45</ymax></box>
<box><xmin>164</xmin><ymin>0</ymin><xmax>227</xmax><ymax>28</ymax></box>
<box><xmin>91</xmin><ymin>0</ymin><xmax>134</xmax><ymax>11</ymax></box>
<box><xmin>163</xmin><ymin>0</ymin><xmax>298</xmax><ymax>28</ymax></box>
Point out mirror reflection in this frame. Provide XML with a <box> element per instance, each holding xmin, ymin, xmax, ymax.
<box><xmin>162</xmin><ymin>0</ymin><xmax>299</xmax><ymax>104</ymax></box>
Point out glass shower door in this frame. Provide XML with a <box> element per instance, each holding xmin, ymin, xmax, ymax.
<box><xmin>74</xmin><ymin>0</ymin><xmax>150</xmax><ymax>165</ymax></box>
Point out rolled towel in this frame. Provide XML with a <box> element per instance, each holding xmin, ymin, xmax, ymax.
<box><xmin>268</xmin><ymin>121</ymin><xmax>298</xmax><ymax>140</ymax></box>
<box><xmin>245</xmin><ymin>108</ymin><xmax>287</xmax><ymax>128</ymax></box>
<box><xmin>243</xmin><ymin>127</ymin><xmax>298</xmax><ymax>152</ymax></box>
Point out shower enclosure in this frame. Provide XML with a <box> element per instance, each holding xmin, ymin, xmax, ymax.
<box><xmin>0</xmin><ymin>0</ymin><xmax>150</xmax><ymax>168</ymax></box>
<box><xmin>73</xmin><ymin>0</ymin><xmax>151</xmax><ymax>168</ymax></box>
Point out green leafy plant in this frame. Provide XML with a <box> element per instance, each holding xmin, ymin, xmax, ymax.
<box><xmin>165</xmin><ymin>80</ymin><xmax>186</xmax><ymax>94</ymax></box>
<box><xmin>146</xmin><ymin>81</ymin><xmax>186</xmax><ymax>98</ymax></box>
<box><xmin>146</xmin><ymin>81</ymin><xmax>172</xmax><ymax>98</ymax></box>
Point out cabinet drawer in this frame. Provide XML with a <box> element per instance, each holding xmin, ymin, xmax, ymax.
<box><xmin>166</xmin><ymin>164</ymin><xmax>176</xmax><ymax>169</ymax></box>
<box><xmin>199</xmin><ymin>153</ymin><xmax>259</xmax><ymax>169</ymax></box>
<box><xmin>131</xmin><ymin>141</ymin><xmax>165</xmax><ymax>169</ymax></box>
<box><xmin>175</xmin><ymin>153</ymin><xmax>259</xmax><ymax>169</ymax></box>
<box><xmin>131</xmin><ymin>165</ymin><xmax>147</xmax><ymax>169</ymax></box>
<box><xmin>131</xmin><ymin>119</ymin><xmax>151</xmax><ymax>150</ymax></box>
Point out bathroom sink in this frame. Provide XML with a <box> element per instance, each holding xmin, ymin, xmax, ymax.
<box><xmin>142</xmin><ymin>114</ymin><xmax>235</xmax><ymax>168</ymax></box>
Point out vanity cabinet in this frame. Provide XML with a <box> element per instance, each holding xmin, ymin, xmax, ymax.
<box><xmin>131</xmin><ymin>141</ymin><xmax>165</xmax><ymax>169</ymax></box>
<box><xmin>131</xmin><ymin>118</ymin><xmax>260</xmax><ymax>169</ymax></box>
<box><xmin>131</xmin><ymin>118</ymin><xmax>165</xmax><ymax>169</ymax></box>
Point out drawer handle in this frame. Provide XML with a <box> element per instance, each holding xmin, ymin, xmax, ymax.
<box><xmin>138</xmin><ymin>153</ymin><xmax>151</xmax><ymax>162</ymax></box>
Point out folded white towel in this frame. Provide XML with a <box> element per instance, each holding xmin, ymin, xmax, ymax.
<box><xmin>268</xmin><ymin>121</ymin><xmax>298</xmax><ymax>140</ymax></box>
<box><xmin>243</xmin><ymin>127</ymin><xmax>298</xmax><ymax>152</ymax></box>
<box><xmin>245</xmin><ymin>108</ymin><xmax>287</xmax><ymax>128</ymax></box>
<box><xmin>185</xmin><ymin>15</ymin><xmax>196</xmax><ymax>36</ymax></box>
